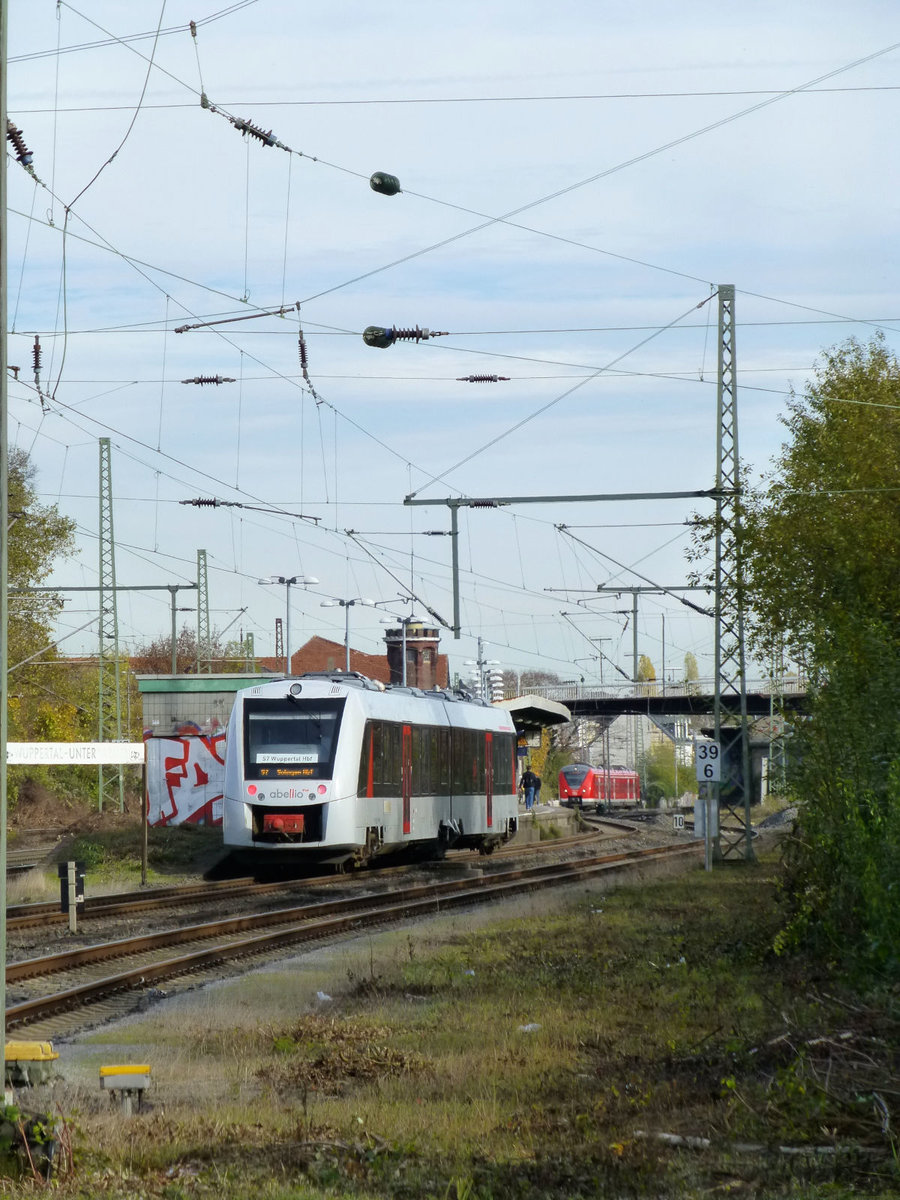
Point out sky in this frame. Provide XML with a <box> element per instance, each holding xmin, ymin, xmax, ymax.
<box><xmin>6</xmin><ymin>0</ymin><xmax>900</xmax><ymax>690</ymax></box>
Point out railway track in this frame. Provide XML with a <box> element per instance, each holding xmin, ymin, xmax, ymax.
<box><xmin>5</xmin><ymin>820</ymin><xmax>620</xmax><ymax>931</ymax></box>
<box><xmin>7</xmin><ymin>841</ymin><xmax>700</xmax><ymax>1039</ymax></box>
<box><xmin>5</xmin><ymin>844</ymin><xmax>60</xmax><ymax>877</ymax></box>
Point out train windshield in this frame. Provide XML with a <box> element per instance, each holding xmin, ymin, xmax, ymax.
<box><xmin>243</xmin><ymin>697</ymin><xmax>345</xmax><ymax>780</ymax></box>
<box><xmin>561</xmin><ymin>764</ymin><xmax>591</xmax><ymax>787</ymax></box>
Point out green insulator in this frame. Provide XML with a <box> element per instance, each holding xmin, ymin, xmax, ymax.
<box><xmin>363</xmin><ymin>326</ymin><xmax>396</xmax><ymax>349</ymax></box>
<box><xmin>369</xmin><ymin>172</ymin><xmax>401</xmax><ymax>196</ymax></box>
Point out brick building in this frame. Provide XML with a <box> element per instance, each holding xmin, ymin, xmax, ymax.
<box><xmin>383</xmin><ymin>622</ymin><xmax>447</xmax><ymax>689</ymax></box>
<box><xmin>257</xmin><ymin>630</ymin><xmax>449</xmax><ymax>689</ymax></box>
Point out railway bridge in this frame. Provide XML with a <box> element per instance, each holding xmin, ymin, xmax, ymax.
<box><xmin>534</xmin><ymin>679</ymin><xmax>809</xmax><ymax>721</ymax></box>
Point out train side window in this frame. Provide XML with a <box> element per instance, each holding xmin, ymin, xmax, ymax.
<box><xmin>494</xmin><ymin>733</ymin><xmax>514</xmax><ymax>791</ymax></box>
<box><xmin>451</xmin><ymin>731</ymin><xmax>464</xmax><ymax>794</ymax></box>
<box><xmin>385</xmin><ymin>723</ymin><xmax>401</xmax><ymax>794</ymax></box>
<box><xmin>370</xmin><ymin>722</ymin><xmax>384</xmax><ymax>796</ymax></box>
<box><xmin>427</xmin><ymin>726</ymin><xmax>437</xmax><ymax>794</ymax></box>
<box><xmin>376</xmin><ymin>722</ymin><xmax>394</xmax><ymax>797</ymax></box>
<box><xmin>411</xmin><ymin>726</ymin><xmax>426</xmax><ymax>796</ymax></box>
<box><xmin>453</xmin><ymin>729</ymin><xmax>480</xmax><ymax>795</ymax></box>
<box><xmin>438</xmin><ymin>728</ymin><xmax>451</xmax><ymax>793</ymax></box>
<box><xmin>416</xmin><ymin>726</ymin><xmax>433</xmax><ymax>795</ymax></box>
<box><xmin>473</xmin><ymin>731</ymin><xmax>484</xmax><ymax>793</ymax></box>
<box><xmin>424</xmin><ymin>724</ymin><xmax>434</xmax><ymax>792</ymax></box>
<box><xmin>358</xmin><ymin>722</ymin><xmax>371</xmax><ymax>795</ymax></box>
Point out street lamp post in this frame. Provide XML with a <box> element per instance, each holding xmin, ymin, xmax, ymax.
<box><xmin>259</xmin><ymin>575</ymin><xmax>319</xmax><ymax>675</ymax></box>
<box><xmin>320</xmin><ymin>597</ymin><xmax>375</xmax><ymax>671</ymax></box>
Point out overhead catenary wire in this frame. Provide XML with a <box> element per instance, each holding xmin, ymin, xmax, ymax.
<box><xmin>8</xmin><ymin>9</ymin><xmax>897</xmax><ymax>676</ymax></box>
<box><xmin>407</xmin><ymin>295</ymin><xmax>710</xmax><ymax>498</ymax></box>
<box><xmin>18</xmin><ymin>9</ymin><xmax>886</xmax><ymax>342</ymax></box>
<box><xmin>295</xmin><ymin>39</ymin><xmax>900</xmax><ymax>307</ymax></box>
<box><xmin>12</xmin><ymin>1</ymin><xmax>260</xmax><ymax>64</ymax></box>
<box><xmin>556</xmin><ymin>526</ymin><xmax>713</xmax><ymax>617</ymax></box>
<box><xmin>9</xmin><ymin>29</ymin><xmax>897</xmax><ymax>365</ymax></box>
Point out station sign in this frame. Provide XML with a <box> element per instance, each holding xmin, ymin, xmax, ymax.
<box><xmin>6</xmin><ymin>742</ymin><xmax>146</xmax><ymax>766</ymax></box>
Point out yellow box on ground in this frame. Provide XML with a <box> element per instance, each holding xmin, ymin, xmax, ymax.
<box><xmin>5</xmin><ymin>1041</ymin><xmax>59</xmax><ymax>1087</ymax></box>
<box><xmin>100</xmin><ymin>1065</ymin><xmax>151</xmax><ymax>1090</ymax></box>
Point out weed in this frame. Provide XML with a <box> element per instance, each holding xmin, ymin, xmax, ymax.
<box><xmin>537</xmin><ymin>821</ymin><xmax>562</xmax><ymax>840</ymax></box>
<box><xmin>39</xmin><ymin>851</ymin><xmax>899</xmax><ymax>1199</ymax></box>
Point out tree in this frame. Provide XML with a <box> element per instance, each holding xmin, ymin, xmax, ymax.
<box><xmin>736</xmin><ymin>338</ymin><xmax>900</xmax><ymax>973</ymax></box>
<box><xmin>637</xmin><ymin>655</ymin><xmax>655</xmax><ymax>681</ymax></box>
<box><xmin>6</xmin><ymin>448</ymin><xmax>85</xmax><ymax>804</ymax></box>
<box><xmin>519</xmin><ymin>669</ymin><xmax>563</xmax><ymax>692</ymax></box>
<box><xmin>637</xmin><ymin>654</ymin><xmax>657</xmax><ymax>695</ymax></box>
<box><xmin>640</xmin><ymin>741</ymin><xmax>688</xmax><ymax>807</ymax></box>
<box><xmin>741</xmin><ymin>337</ymin><xmax>898</xmax><ymax>668</ymax></box>
<box><xmin>7</xmin><ymin>448</ymin><xmax>76</xmax><ymax>676</ymax></box>
<box><xmin>130</xmin><ymin>626</ymin><xmax>248</xmax><ymax>675</ymax></box>
<box><xmin>683</xmin><ymin>652</ymin><xmax>699</xmax><ymax>692</ymax></box>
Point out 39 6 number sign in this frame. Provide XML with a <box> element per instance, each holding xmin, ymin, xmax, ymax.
<box><xmin>694</xmin><ymin>740</ymin><xmax>721</xmax><ymax>782</ymax></box>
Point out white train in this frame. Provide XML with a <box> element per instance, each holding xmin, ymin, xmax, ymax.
<box><xmin>222</xmin><ymin>673</ymin><xmax>520</xmax><ymax>868</ymax></box>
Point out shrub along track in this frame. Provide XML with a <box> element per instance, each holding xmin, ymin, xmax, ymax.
<box><xmin>6</xmin><ymin>841</ymin><xmax>700</xmax><ymax>1041</ymax></box>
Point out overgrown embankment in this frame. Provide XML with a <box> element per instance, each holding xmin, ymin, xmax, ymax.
<box><xmin>6</xmin><ymin>849</ymin><xmax>897</xmax><ymax>1199</ymax></box>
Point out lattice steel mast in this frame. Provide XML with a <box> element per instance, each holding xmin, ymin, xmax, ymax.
<box><xmin>197</xmin><ymin>549</ymin><xmax>210</xmax><ymax>672</ymax></box>
<box><xmin>98</xmin><ymin>437</ymin><xmax>124</xmax><ymax>811</ymax></box>
<box><xmin>712</xmin><ymin>284</ymin><xmax>753</xmax><ymax>860</ymax></box>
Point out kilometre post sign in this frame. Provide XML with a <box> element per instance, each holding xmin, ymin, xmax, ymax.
<box><xmin>694</xmin><ymin>739</ymin><xmax>721</xmax><ymax>782</ymax></box>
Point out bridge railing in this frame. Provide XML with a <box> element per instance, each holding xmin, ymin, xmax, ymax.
<box><xmin>510</xmin><ymin>676</ymin><xmax>808</xmax><ymax>705</ymax></box>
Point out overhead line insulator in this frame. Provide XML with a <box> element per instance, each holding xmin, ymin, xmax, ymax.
<box><xmin>363</xmin><ymin>325</ymin><xmax>448</xmax><ymax>348</ymax></box>
<box><xmin>181</xmin><ymin>375</ymin><xmax>236</xmax><ymax>385</ymax></box>
<box><xmin>457</xmin><ymin>375</ymin><xmax>510</xmax><ymax>383</ymax></box>
<box><xmin>298</xmin><ymin>328</ymin><xmax>322</xmax><ymax>404</ymax></box>
<box><xmin>32</xmin><ymin>335</ymin><xmax>46</xmax><ymax>410</ymax></box>
<box><xmin>6</xmin><ymin>120</ymin><xmax>33</xmax><ymax>167</ymax></box>
<box><xmin>231</xmin><ymin>117</ymin><xmax>282</xmax><ymax>148</ymax></box>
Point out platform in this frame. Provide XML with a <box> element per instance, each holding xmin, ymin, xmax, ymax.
<box><xmin>510</xmin><ymin>803</ymin><xmax>581</xmax><ymax>844</ymax></box>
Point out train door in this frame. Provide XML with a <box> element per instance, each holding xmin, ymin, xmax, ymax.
<box><xmin>402</xmin><ymin>725</ymin><xmax>412</xmax><ymax>834</ymax></box>
<box><xmin>485</xmin><ymin>732</ymin><xmax>493</xmax><ymax>828</ymax></box>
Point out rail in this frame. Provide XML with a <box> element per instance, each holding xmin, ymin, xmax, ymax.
<box><xmin>5</xmin><ymin>825</ymin><xmax>619</xmax><ymax>929</ymax></box>
<box><xmin>7</xmin><ymin>842</ymin><xmax>701</xmax><ymax>1032</ymax></box>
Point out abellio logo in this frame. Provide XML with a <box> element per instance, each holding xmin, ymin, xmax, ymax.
<box><xmin>268</xmin><ymin>789</ymin><xmax>299</xmax><ymax>800</ymax></box>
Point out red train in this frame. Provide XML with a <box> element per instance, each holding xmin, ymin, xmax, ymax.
<box><xmin>558</xmin><ymin>762</ymin><xmax>641</xmax><ymax>811</ymax></box>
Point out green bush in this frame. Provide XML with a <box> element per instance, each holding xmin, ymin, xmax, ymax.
<box><xmin>777</xmin><ymin>619</ymin><xmax>900</xmax><ymax>977</ymax></box>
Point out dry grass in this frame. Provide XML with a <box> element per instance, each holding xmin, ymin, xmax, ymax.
<box><xmin>4</xmin><ymin>858</ymin><xmax>896</xmax><ymax>1199</ymax></box>
<box><xmin>5</xmin><ymin>868</ymin><xmax>57</xmax><ymax>905</ymax></box>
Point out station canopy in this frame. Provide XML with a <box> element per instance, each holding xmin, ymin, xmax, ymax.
<box><xmin>494</xmin><ymin>694</ymin><xmax>571</xmax><ymax>734</ymax></box>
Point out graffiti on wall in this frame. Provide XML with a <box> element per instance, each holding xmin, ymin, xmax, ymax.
<box><xmin>146</xmin><ymin>734</ymin><xmax>226</xmax><ymax>826</ymax></box>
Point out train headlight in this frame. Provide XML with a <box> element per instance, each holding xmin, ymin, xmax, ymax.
<box><xmin>289</xmin><ymin>683</ymin><xmax>303</xmax><ymax>696</ymax></box>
